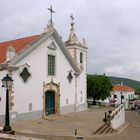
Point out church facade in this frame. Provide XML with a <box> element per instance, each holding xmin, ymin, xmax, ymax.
<box><xmin>0</xmin><ymin>14</ymin><xmax>88</xmax><ymax>121</ymax></box>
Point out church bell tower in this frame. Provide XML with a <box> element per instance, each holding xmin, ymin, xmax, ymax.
<box><xmin>65</xmin><ymin>14</ymin><xmax>87</xmax><ymax>72</ymax></box>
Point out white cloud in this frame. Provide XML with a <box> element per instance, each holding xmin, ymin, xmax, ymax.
<box><xmin>105</xmin><ymin>65</ymin><xmax>125</xmax><ymax>75</ymax></box>
<box><xmin>1</xmin><ymin>0</ymin><xmax>140</xmax><ymax>81</ymax></box>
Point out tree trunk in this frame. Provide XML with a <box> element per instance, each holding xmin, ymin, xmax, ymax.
<box><xmin>92</xmin><ymin>98</ymin><xmax>96</xmax><ymax>105</ymax></box>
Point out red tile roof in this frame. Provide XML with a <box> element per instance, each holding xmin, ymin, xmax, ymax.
<box><xmin>0</xmin><ymin>35</ymin><xmax>41</xmax><ymax>63</ymax></box>
<box><xmin>113</xmin><ymin>84</ymin><xmax>135</xmax><ymax>92</ymax></box>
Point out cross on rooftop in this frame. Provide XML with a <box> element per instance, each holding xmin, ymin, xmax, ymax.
<box><xmin>70</xmin><ymin>14</ymin><xmax>75</xmax><ymax>30</ymax></box>
<box><xmin>48</xmin><ymin>5</ymin><xmax>55</xmax><ymax>26</ymax></box>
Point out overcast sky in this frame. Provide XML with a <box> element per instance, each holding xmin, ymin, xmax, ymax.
<box><xmin>0</xmin><ymin>0</ymin><xmax>140</xmax><ymax>81</ymax></box>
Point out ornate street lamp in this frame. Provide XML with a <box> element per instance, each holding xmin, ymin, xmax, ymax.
<box><xmin>120</xmin><ymin>92</ymin><xmax>123</xmax><ymax>104</ymax></box>
<box><xmin>1</xmin><ymin>74</ymin><xmax>13</xmax><ymax>132</ymax></box>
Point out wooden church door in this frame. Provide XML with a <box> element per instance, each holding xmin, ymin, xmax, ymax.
<box><xmin>45</xmin><ymin>91</ymin><xmax>55</xmax><ymax>115</ymax></box>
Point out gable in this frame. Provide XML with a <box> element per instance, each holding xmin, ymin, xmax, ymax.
<box><xmin>0</xmin><ymin>35</ymin><xmax>41</xmax><ymax>63</ymax></box>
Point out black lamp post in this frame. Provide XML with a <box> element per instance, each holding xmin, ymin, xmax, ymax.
<box><xmin>1</xmin><ymin>74</ymin><xmax>13</xmax><ymax>132</ymax></box>
<box><xmin>120</xmin><ymin>92</ymin><xmax>123</xmax><ymax>104</ymax></box>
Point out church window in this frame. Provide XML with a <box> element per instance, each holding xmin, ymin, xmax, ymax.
<box><xmin>19</xmin><ymin>67</ymin><xmax>31</xmax><ymax>83</ymax></box>
<box><xmin>80</xmin><ymin>52</ymin><xmax>83</xmax><ymax>63</ymax></box>
<box><xmin>67</xmin><ymin>71</ymin><xmax>73</xmax><ymax>83</ymax></box>
<box><xmin>48</xmin><ymin>55</ymin><xmax>55</xmax><ymax>76</ymax></box>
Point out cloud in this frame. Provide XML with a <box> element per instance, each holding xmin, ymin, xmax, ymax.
<box><xmin>104</xmin><ymin>65</ymin><xmax>125</xmax><ymax>75</ymax></box>
<box><xmin>1</xmin><ymin>0</ymin><xmax>140</xmax><ymax>81</ymax></box>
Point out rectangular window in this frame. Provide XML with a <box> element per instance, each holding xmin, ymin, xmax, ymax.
<box><xmin>128</xmin><ymin>94</ymin><xmax>130</xmax><ymax>100</ymax></box>
<box><xmin>80</xmin><ymin>52</ymin><xmax>83</xmax><ymax>63</ymax></box>
<box><xmin>114</xmin><ymin>95</ymin><xmax>117</xmax><ymax>98</ymax></box>
<box><xmin>121</xmin><ymin>95</ymin><xmax>124</xmax><ymax>99</ymax></box>
<box><xmin>48</xmin><ymin>55</ymin><xmax>55</xmax><ymax>76</ymax></box>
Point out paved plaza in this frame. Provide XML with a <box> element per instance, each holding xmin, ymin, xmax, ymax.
<box><xmin>0</xmin><ymin>106</ymin><xmax>140</xmax><ymax>139</ymax></box>
<box><xmin>12</xmin><ymin>106</ymin><xmax>115</xmax><ymax>137</ymax></box>
<box><xmin>0</xmin><ymin>106</ymin><xmax>114</xmax><ymax>139</ymax></box>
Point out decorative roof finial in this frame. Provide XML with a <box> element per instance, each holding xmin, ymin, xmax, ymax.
<box><xmin>48</xmin><ymin>5</ymin><xmax>55</xmax><ymax>26</ymax></box>
<box><xmin>70</xmin><ymin>14</ymin><xmax>75</xmax><ymax>30</ymax></box>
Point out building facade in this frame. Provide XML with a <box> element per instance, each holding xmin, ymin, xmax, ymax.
<box><xmin>110</xmin><ymin>83</ymin><xmax>135</xmax><ymax>109</ymax></box>
<box><xmin>0</xmin><ymin>17</ymin><xmax>88</xmax><ymax>121</ymax></box>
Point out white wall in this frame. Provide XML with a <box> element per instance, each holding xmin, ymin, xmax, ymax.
<box><xmin>75</xmin><ymin>47</ymin><xmax>87</xmax><ymax>110</ymax></box>
<box><xmin>113</xmin><ymin>91</ymin><xmax>135</xmax><ymax>105</ymax></box>
<box><xmin>67</xmin><ymin>44</ymin><xmax>87</xmax><ymax>110</ymax></box>
<box><xmin>0</xmin><ymin>37</ymin><xmax>77</xmax><ymax>115</ymax></box>
<box><xmin>111</xmin><ymin>107</ymin><xmax>125</xmax><ymax>129</ymax></box>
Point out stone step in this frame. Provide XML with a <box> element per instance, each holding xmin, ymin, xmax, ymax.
<box><xmin>92</xmin><ymin>123</ymin><xmax>117</xmax><ymax>135</ymax></box>
<box><xmin>98</xmin><ymin>124</ymin><xmax>110</xmax><ymax>134</ymax></box>
<box><xmin>92</xmin><ymin>123</ymin><xmax>106</xmax><ymax>134</ymax></box>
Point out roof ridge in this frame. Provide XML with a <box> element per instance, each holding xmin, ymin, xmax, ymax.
<box><xmin>113</xmin><ymin>84</ymin><xmax>135</xmax><ymax>92</ymax></box>
<box><xmin>0</xmin><ymin>34</ymin><xmax>41</xmax><ymax>44</ymax></box>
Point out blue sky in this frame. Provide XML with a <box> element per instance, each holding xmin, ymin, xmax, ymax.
<box><xmin>0</xmin><ymin>0</ymin><xmax>140</xmax><ymax>80</ymax></box>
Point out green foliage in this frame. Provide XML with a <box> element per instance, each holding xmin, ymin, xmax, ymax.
<box><xmin>87</xmin><ymin>74</ymin><xmax>112</xmax><ymax>105</ymax></box>
<box><xmin>135</xmin><ymin>89</ymin><xmax>140</xmax><ymax>97</ymax></box>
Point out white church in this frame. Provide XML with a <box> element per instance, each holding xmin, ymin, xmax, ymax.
<box><xmin>0</xmin><ymin>9</ymin><xmax>88</xmax><ymax>121</ymax></box>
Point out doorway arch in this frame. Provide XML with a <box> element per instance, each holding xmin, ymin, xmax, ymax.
<box><xmin>43</xmin><ymin>79</ymin><xmax>60</xmax><ymax>118</ymax></box>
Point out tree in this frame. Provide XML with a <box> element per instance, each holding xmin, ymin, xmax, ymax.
<box><xmin>135</xmin><ymin>89</ymin><xmax>140</xmax><ymax>99</ymax></box>
<box><xmin>87</xmin><ymin>74</ymin><xmax>112</xmax><ymax>105</ymax></box>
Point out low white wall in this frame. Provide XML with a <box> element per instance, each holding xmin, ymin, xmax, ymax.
<box><xmin>111</xmin><ymin>107</ymin><xmax>125</xmax><ymax>129</ymax></box>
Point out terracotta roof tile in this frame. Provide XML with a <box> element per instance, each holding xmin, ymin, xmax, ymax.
<box><xmin>0</xmin><ymin>35</ymin><xmax>41</xmax><ymax>63</ymax></box>
<box><xmin>113</xmin><ymin>84</ymin><xmax>135</xmax><ymax>92</ymax></box>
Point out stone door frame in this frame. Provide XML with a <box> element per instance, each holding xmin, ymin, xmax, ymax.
<box><xmin>43</xmin><ymin>79</ymin><xmax>60</xmax><ymax>118</ymax></box>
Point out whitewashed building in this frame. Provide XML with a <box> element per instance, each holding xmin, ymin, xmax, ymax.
<box><xmin>0</xmin><ymin>14</ymin><xmax>88</xmax><ymax>121</ymax></box>
<box><xmin>110</xmin><ymin>83</ymin><xmax>135</xmax><ymax>109</ymax></box>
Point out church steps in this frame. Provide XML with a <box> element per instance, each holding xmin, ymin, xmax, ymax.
<box><xmin>92</xmin><ymin>123</ymin><xmax>117</xmax><ymax>135</ymax></box>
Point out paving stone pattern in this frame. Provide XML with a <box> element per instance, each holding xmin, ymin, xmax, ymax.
<box><xmin>1</xmin><ymin>107</ymin><xmax>139</xmax><ymax>140</ymax></box>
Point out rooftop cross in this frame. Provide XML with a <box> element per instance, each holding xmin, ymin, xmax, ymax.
<box><xmin>48</xmin><ymin>5</ymin><xmax>55</xmax><ymax>26</ymax></box>
<box><xmin>70</xmin><ymin>14</ymin><xmax>75</xmax><ymax>30</ymax></box>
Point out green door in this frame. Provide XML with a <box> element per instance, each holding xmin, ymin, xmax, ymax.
<box><xmin>45</xmin><ymin>91</ymin><xmax>55</xmax><ymax>115</ymax></box>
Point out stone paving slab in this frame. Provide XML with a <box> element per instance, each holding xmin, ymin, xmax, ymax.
<box><xmin>0</xmin><ymin>106</ymin><xmax>116</xmax><ymax>139</ymax></box>
<box><xmin>11</xmin><ymin>106</ymin><xmax>115</xmax><ymax>137</ymax></box>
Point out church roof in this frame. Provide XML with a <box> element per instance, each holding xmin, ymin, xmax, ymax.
<box><xmin>113</xmin><ymin>84</ymin><xmax>135</xmax><ymax>92</ymax></box>
<box><xmin>0</xmin><ymin>29</ymin><xmax>80</xmax><ymax>74</ymax></box>
<box><xmin>0</xmin><ymin>35</ymin><xmax>41</xmax><ymax>63</ymax></box>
